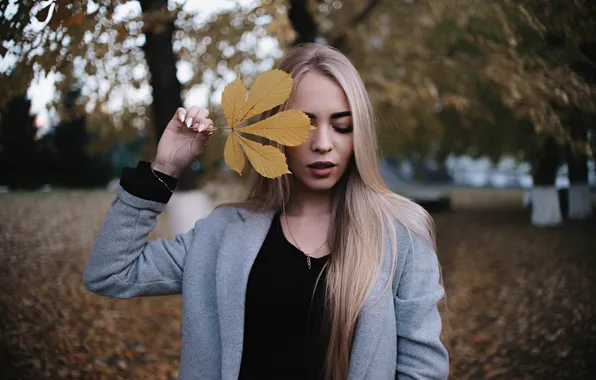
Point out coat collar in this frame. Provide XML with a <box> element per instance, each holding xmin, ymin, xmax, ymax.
<box><xmin>235</xmin><ymin>206</ymin><xmax>273</xmax><ymax>222</ymax></box>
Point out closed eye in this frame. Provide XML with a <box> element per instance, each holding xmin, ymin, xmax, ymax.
<box><xmin>333</xmin><ymin>125</ymin><xmax>353</xmax><ymax>134</ymax></box>
<box><xmin>303</xmin><ymin>111</ymin><xmax>353</xmax><ymax>133</ymax></box>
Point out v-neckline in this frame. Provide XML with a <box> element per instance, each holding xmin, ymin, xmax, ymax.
<box><xmin>274</xmin><ymin>213</ymin><xmax>331</xmax><ymax>262</ymax></box>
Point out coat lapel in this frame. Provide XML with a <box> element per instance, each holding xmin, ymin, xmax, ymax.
<box><xmin>215</xmin><ymin>208</ymin><xmax>274</xmax><ymax>380</ymax></box>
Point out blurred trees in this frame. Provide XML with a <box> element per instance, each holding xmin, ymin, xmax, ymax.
<box><xmin>0</xmin><ymin>88</ymin><xmax>111</xmax><ymax>190</ymax></box>
<box><xmin>39</xmin><ymin>88</ymin><xmax>112</xmax><ymax>188</ymax></box>
<box><xmin>1</xmin><ymin>0</ymin><xmax>594</xmax><ymax>201</ymax></box>
<box><xmin>1</xmin><ymin>0</ymin><xmax>275</xmax><ymax>188</ymax></box>
<box><xmin>532</xmin><ymin>0</ymin><xmax>596</xmax><ymax>193</ymax></box>
<box><xmin>261</xmin><ymin>0</ymin><xmax>594</xmax><ymax>224</ymax></box>
<box><xmin>0</xmin><ymin>93</ymin><xmax>40</xmax><ymax>189</ymax></box>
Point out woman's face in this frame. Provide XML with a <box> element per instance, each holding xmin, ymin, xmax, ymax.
<box><xmin>286</xmin><ymin>71</ymin><xmax>354</xmax><ymax>192</ymax></box>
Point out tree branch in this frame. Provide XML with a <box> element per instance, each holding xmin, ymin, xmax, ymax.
<box><xmin>352</xmin><ymin>0</ymin><xmax>383</xmax><ymax>26</ymax></box>
<box><xmin>331</xmin><ymin>0</ymin><xmax>383</xmax><ymax>50</ymax></box>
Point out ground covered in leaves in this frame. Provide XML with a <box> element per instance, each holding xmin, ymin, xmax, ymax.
<box><xmin>1</xmin><ymin>188</ymin><xmax>595</xmax><ymax>379</ymax></box>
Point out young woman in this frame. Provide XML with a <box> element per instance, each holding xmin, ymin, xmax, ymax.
<box><xmin>83</xmin><ymin>43</ymin><xmax>449</xmax><ymax>380</ymax></box>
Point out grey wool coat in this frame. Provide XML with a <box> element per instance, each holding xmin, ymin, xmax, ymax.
<box><xmin>83</xmin><ymin>188</ymin><xmax>449</xmax><ymax>380</ymax></box>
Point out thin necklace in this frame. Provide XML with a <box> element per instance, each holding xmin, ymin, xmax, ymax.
<box><xmin>284</xmin><ymin>213</ymin><xmax>327</xmax><ymax>270</ymax></box>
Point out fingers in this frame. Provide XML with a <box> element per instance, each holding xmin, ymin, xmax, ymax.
<box><xmin>184</xmin><ymin>106</ymin><xmax>209</xmax><ymax>130</ymax></box>
<box><xmin>194</xmin><ymin>119</ymin><xmax>215</xmax><ymax>146</ymax></box>
<box><xmin>170</xmin><ymin>107</ymin><xmax>214</xmax><ymax>140</ymax></box>
<box><xmin>196</xmin><ymin>118</ymin><xmax>213</xmax><ymax>133</ymax></box>
<box><xmin>173</xmin><ymin>107</ymin><xmax>187</xmax><ymax>125</ymax></box>
<box><xmin>190</xmin><ymin>121</ymin><xmax>216</xmax><ymax>155</ymax></box>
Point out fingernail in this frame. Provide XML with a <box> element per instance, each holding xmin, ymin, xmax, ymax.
<box><xmin>198</xmin><ymin>123</ymin><xmax>206</xmax><ymax>132</ymax></box>
<box><xmin>186</xmin><ymin>118</ymin><xmax>193</xmax><ymax>128</ymax></box>
<box><xmin>179</xmin><ymin>112</ymin><xmax>186</xmax><ymax>123</ymax></box>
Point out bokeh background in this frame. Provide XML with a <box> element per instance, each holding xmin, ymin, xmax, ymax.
<box><xmin>1</xmin><ymin>0</ymin><xmax>595</xmax><ymax>379</ymax></box>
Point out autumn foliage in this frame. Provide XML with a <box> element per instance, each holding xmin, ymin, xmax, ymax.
<box><xmin>1</xmin><ymin>0</ymin><xmax>594</xmax><ymax>183</ymax></box>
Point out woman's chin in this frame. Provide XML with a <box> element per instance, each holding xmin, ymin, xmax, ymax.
<box><xmin>297</xmin><ymin>176</ymin><xmax>342</xmax><ymax>192</ymax></box>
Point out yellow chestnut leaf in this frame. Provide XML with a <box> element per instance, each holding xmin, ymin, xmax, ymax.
<box><xmin>223</xmin><ymin>133</ymin><xmax>245</xmax><ymax>175</ymax></box>
<box><xmin>236</xmin><ymin>69</ymin><xmax>293</xmax><ymax>125</ymax></box>
<box><xmin>220</xmin><ymin>69</ymin><xmax>310</xmax><ymax>179</ymax></box>
<box><xmin>221</xmin><ymin>75</ymin><xmax>247</xmax><ymax>128</ymax></box>
<box><xmin>237</xmin><ymin>110</ymin><xmax>312</xmax><ymax>147</ymax></box>
<box><xmin>235</xmin><ymin>134</ymin><xmax>291</xmax><ymax>178</ymax></box>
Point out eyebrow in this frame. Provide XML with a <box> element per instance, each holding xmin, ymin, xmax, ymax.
<box><xmin>304</xmin><ymin>111</ymin><xmax>352</xmax><ymax>119</ymax></box>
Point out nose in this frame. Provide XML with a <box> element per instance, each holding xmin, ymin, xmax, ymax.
<box><xmin>311</xmin><ymin>124</ymin><xmax>333</xmax><ymax>154</ymax></box>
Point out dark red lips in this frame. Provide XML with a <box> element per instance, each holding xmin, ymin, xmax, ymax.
<box><xmin>307</xmin><ymin>161</ymin><xmax>336</xmax><ymax>169</ymax></box>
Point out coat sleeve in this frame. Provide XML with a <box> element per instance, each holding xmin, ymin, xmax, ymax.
<box><xmin>83</xmin><ymin>188</ymin><xmax>201</xmax><ymax>299</ymax></box>
<box><xmin>394</xmin><ymin>230</ymin><xmax>449</xmax><ymax>380</ymax></box>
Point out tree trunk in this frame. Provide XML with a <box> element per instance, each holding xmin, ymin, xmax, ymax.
<box><xmin>566</xmin><ymin>41</ymin><xmax>596</xmax><ymax>220</ymax></box>
<box><xmin>140</xmin><ymin>0</ymin><xmax>211</xmax><ymax>236</ymax></box>
<box><xmin>288</xmin><ymin>0</ymin><xmax>319</xmax><ymax>45</ymax></box>
<box><xmin>566</xmin><ymin>124</ymin><xmax>593</xmax><ymax>219</ymax></box>
<box><xmin>531</xmin><ymin>135</ymin><xmax>562</xmax><ymax>227</ymax></box>
<box><xmin>139</xmin><ymin>0</ymin><xmax>196</xmax><ymax>191</ymax></box>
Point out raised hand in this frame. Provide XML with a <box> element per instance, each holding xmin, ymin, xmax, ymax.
<box><xmin>151</xmin><ymin>106</ymin><xmax>215</xmax><ymax>178</ymax></box>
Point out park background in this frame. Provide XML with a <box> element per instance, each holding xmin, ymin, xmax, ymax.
<box><xmin>1</xmin><ymin>0</ymin><xmax>595</xmax><ymax>379</ymax></box>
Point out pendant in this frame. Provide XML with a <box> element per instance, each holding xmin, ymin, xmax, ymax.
<box><xmin>306</xmin><ymin>256</ymin><xmax>311</xmax><ymax>270</ymax></box>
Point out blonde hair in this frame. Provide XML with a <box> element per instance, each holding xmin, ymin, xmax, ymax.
<box><xmin>229</xmin><ymin>43</ymin><xmax>436</xmax><ymax>380</ymax></box>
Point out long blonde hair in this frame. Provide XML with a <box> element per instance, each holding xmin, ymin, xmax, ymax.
<box><xmin>231</xmin><ymin>43</ymin><xmax>436</xmax><ymax>380</ymax></box>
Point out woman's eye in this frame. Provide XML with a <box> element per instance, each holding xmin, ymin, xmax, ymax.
<box><xmin>333</xmin><ymin>125</ymin><xmax>353</xmax><ymax>134</ymax></box>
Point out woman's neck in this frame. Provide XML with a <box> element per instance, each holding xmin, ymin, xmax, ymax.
<box><xmin>285</xmin><ymin>182</ymin><xmax>333</xmax><ymax>217</ymax></box>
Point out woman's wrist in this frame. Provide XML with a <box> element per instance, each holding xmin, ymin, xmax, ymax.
<box><xmin>119</xmin><ymin>161</ymin><xmax>178</xmax><ymax>203</ymax></box>
<box><xmin>151</xmin><ymin>160</ymin><xmax>182</xmax><ymax>179</ymax></box>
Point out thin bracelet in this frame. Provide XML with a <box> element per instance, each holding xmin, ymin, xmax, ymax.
<box><xmin>150</xmin><ymin>164</ymin><xmax>177</xmax><ymax>193</ymax></box>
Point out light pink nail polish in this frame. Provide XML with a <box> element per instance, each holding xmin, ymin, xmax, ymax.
<box><xmin>198</xmin><ymin>123</ymin><xmax>206</xmax><ymax>132</ymax></box>
<box><xmin>179</xmin><ymin>113</ymin><xmax>186</xmax><ymax>123</ymax></box>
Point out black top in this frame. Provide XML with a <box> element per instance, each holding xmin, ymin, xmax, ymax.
<box><xmin>239</xmin><ymin>212</ymin><xmax>330</xmax><ymax>380</ymax></box>
<box><xmin>120</xmin><ymin>162</ymin><xmax>331</xmax><ymax>380</ymax></box>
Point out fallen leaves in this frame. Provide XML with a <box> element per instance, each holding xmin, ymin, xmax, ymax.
<box><xmin>220</xmin><ymin>70</ymin><xmax>313</xmax><ymax>178</ymax></box>
<box><xmin>1</xmin><ymin>191</ymin><xmax>595</xmax><ymax>379</ymax></box>
<box><xmin>435</xmin><ymin>198</ymin><xmax>596</xmax><ymax>379</ymax></box>
<box><xmin>0</xmin><ymin>192</ymin><xmax>180</xmax><ymax>380</ymax></box>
